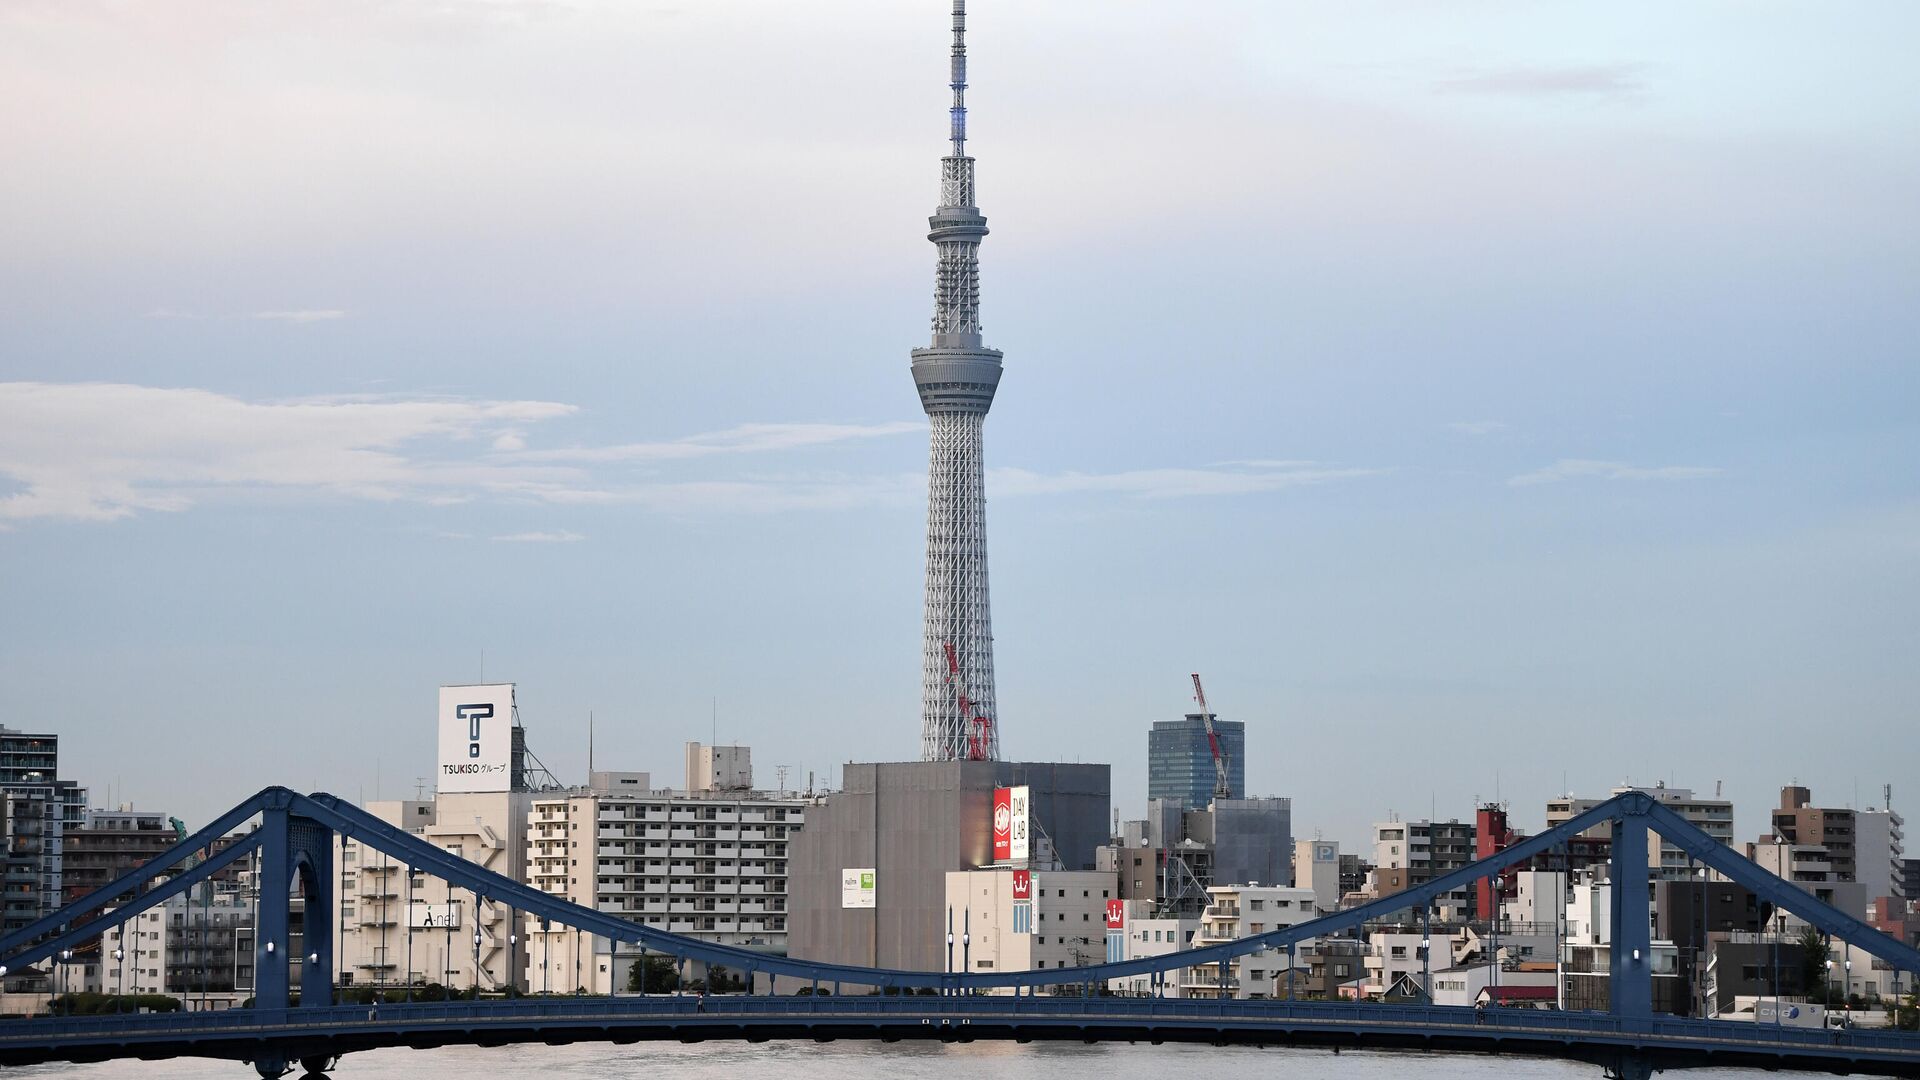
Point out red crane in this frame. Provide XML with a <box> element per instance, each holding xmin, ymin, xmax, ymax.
<box><xmin>1190</xmin><ymin>673</ymin><xmax>1231</xmax><ymax>799</ymax></box>
<box><xmin>944</xmin><ymin>642</ymin><xmax>995</xmax><ymax>760</ymax></box>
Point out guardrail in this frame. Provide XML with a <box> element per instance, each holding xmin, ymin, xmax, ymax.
<box><xmin>4</xmin><ymin>997</ymin><xmax>1917</xmax><ymax>1060</ymax></box>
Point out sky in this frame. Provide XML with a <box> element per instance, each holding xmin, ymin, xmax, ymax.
<box><xmin>2</xmin><ymin>0</ymin><xmax>1916</xmax><ymax>849</ymax></box>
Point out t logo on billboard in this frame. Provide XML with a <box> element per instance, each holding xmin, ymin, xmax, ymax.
<box><xmin>456</xmin><ymin>703</ymin><xmax>493</xmax><ymax>759</ymax></box>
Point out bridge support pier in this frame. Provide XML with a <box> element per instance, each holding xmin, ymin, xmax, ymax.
<box><xmin>1608</xmin><ymin>799</ymin><xmax>1653</xmax><ymax>1020</ymax></box>
<box><xmin>1602</xmin><ymin>1052</ymin><xmax>1654</xmax><ymax>1080</ymax></box>
<box><xmin>254</xmin><ymin>801</ymin><xmax>337</xmax><ymax>1013</ymax></box>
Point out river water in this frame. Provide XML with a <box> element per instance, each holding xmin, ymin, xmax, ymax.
<box><xmin>11</xmin><ymin>1040</ymin><xmax>1784</xmax><ymax>1079</ymax></box>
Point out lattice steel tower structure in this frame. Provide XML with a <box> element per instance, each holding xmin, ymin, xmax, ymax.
<box><xmin>915</xmin><ymin>0</ymin><xmax>1004</xmax><ymax>762</ymax></box>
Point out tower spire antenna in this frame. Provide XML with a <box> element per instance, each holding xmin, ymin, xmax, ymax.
<box><xmin>913</xmin><ymin>0</ymin><xmax>1003</xmax><ymax>762</ymax></box>
<box><xmin>949</xmin><ymin>0</ymin><xmax>968</xmax><ymax>160</ymax></box>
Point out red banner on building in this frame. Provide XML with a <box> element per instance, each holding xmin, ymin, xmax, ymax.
<box><xmin>1105</xmin><ymin>898</ymin><xmax>1126</xmax><ymax>929</ymax></box>
<box><xmin>1011</xmin><ymin>868</ymin><xmax>1032</xmax><ymax>900</ymax></box>
<box><xmin>992</xmin><ymin>787</ymin><xmax>1013</xmax><ymax>861</ymax></box>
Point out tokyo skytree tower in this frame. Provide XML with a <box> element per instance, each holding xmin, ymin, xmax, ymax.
<box><xmin>914</xmin><ymin>0</ymin><xmax>1003</xmax><ymax>762</ymax></box>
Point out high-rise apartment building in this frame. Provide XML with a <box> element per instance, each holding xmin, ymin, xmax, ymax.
<box><xmin>1147</xmin><ymin>715</ymin><xmax>1246</xmax><ymax>809</ymax></box>
<box><xmin>1853</xmin><ymin>803</ymin><xmax>1904</xmax><ymax>902</ymax></box>
<box><xmin>63</xmin><ymin>807</ymin><xmax>176</xmax><ymax>903</ymax></box>
<box><xmin>1372</xmin><ymin>817</ymin><xmax>1476</xmax><ymax>922</ymax></box>
<box><xmin>0</xmin><ymin>726</ymin><xmax>88</xmax><ymax>932</ymax></box>
<box><xmin>1770</xmin><ymin>786</ymin><xmax>1856</xmax><ymax>881</ymax></box>
<box><xmin>526</xmin><ymin>787</ymin><xmax>804</xmax><ymax>994</ymax></box>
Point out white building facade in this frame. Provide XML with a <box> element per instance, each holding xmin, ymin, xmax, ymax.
<box><xmin>527</xmin><ymin>788</ymin><xmax>803</xmax><ymax>995</ymax></box>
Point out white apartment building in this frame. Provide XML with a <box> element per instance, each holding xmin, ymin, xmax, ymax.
<box><xmin>1180</xmin><ymin>884</ymin><xmax>1317</xmax><ymax>999</ymax></box>
<box><xmin>336</xmin><ymin>791</ymin><xmax>532</xmax><ymax>992</ymax></box>
<box><xmin>945</xmin><ymin>868</ymin><xmax>1117</xmax><ymax>983</ymax></box>
<box><xmin>1361</xmin><ymin>930</ymin><xmax>1433</xmax><ymax>998</ymax></box>
<box><xmin>685</xmin><ymin>743</ymin><xmax>752</xmax><ymax>792</ymax></box>
<box><xmin>526</xmin><ymin>787</ymin><xmax>803</xmax><ymax>995</ymax></box>
<box><xmin>1548</xmin><ymin>782</ymin><xmax>1735</xmax><ymax>880</ymax></box>
<box><xmin>1109</xmin><ymin>903</ymin><xmax>1200</xmax><ymax>997</ymax></box>
<box><xmin>1856</xmin><ymin>806</ymin><xmax>1906</xmax><ymax>902</ymax></box>
<box><xmin>101</xmin><ymin>887</ymin><xmax>254</xmax><ymax>1006</ymax></box>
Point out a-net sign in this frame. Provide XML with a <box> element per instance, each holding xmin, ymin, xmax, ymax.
<box><xmin>437</xmin><ymin>683</ymin><xmax>514</xmax><ymax>794</ymax></box>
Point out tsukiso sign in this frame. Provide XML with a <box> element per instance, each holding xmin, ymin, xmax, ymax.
<box><xmin>1105</xmin><ymin>899</ymin><xmax>1126</xmax><ymax>929</ymax></box>
<box><xmin>841</xmin><ymin>868</ymin><xmax>876</xmax><ymax>909</ymax></box>
<box><xmin>1010</xmin><ymin>868</ymin><xmax>1032</xmax><ymax>900</ymax></box>
<box><xmin>437</xmin><ymin>684</ymin><xmax>514</xmax><ymax>794</ymax></box>
<box><xmin>993</xmin><ymin>785</ymin><xmax>1031</xmax><ymax>862</ymax></box>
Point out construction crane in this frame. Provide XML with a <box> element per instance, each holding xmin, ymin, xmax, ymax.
<box><xmin>1190</xmin><ymin>673</ymin><xmax>1231</xmax><ymax>800</ymax></box>
<box><xmin>943</xmin><ymin>641</ymin><xmax>995</xmax><ymax>760</ymax></box>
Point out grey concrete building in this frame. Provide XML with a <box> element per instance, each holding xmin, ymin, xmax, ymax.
<box><xmin>788</xmin><ymin>761</ymin><xmax>1109</xmax><ymax>973</ymax></box>
<box><xmin>1191</xmin><ymin>798</ymin><xmax>1292</xmax><ymax>889</ymax></box>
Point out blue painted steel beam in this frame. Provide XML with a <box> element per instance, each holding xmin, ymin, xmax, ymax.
<box><xmin>0</xmin><ymin>789</ymin><xmax>274</xmax><ymax>960</ymax></box>
<box><xmin>1610</xmin><ymin>805</ymin><xmax>1652</xmax><ymax>1018</ymax></box>
<box><xmin>0</xmin><ymin>833</ymin><xmax>261</xmax><ymax>974</ymax></box>
<box><xmin>11</xmin><ymin>785</ymin><xmax>1916</xmax><ymax>1000</ymax></box>
<box><xmin>1639</xmin><ymin>800</ymin><xmax>1920</xmax><ymax>976</ymax></box>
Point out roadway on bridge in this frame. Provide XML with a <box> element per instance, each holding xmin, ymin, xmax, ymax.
<box><xmin>4</xmin><ymin>997</ymin><xmax>1918</xmax><ymax>1079</ymax></box>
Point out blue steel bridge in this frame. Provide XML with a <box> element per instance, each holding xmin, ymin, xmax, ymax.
<box><xmin>1</xmin><ymin>788</ymin><xmax>1916</xmax><ymax>1079</ymax></box>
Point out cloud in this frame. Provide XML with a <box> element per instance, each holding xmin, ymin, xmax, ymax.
<box><xmin>1435</xmin><ymin>64</ymin><xmax>1650</xmax><ymax>99</ymax></box>
<box><xmin>492</xmin><ymin>530</ymin><xmax>584</xmax><ymax>543</ymax></box>
<box><xmin>0</xmin><ymin>382</ymin><xmax>1380</xmax><ymax>525</ymax></box>
<box><xmin>251</xmin><ymin>309</ymin><xmax>349</xmax><ymax>323</ymax></box>
<box><xmin>1447</xmin><ymin>421</ymin><xmax>1507</xmax><ymax>436</ymax></box>
<box><xmin>0</xmin><ymin>382</ymin><xmax>578</xmax><ymax>523</ymax></box>
<box><xmin>516</xmin><ymin>421</ymin><xmax>922</xmax><ymax>464</ymax></box>
<box><xmin>1507</xmin><ymin>459</ymin><xmax>1724</xmax><ymax>487</ymax></box>
<box><xmin>992</xmin><ymin>461</ymin><xmax>1382</xmax><ymax>499</ymax></box>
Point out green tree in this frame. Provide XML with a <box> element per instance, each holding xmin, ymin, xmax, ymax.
<box><xmin>625</xmin><ymin>956</ymin><xmax>680</xmax><ymax>994</ymax></box>
<box><xmin>1796</xmin><ymin>927</ymin><xmax>1830</xmax><ymax>1000</ymax></box>
<box><xmin>1891</xmin><ymin>986</ymin><xmax>1920</xmax><ymax>1032</ymax></box>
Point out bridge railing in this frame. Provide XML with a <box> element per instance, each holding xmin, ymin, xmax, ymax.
<box><xmin>5</xmin><ymin>996</ymin><xmax>1919</xmax><ymax>1058</ymax></box>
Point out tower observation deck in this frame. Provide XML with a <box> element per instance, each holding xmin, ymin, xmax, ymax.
<box><xmin>913</xmin><ymin>0</ymin><xmax>1003</xmax><ymax>762</ymax></box>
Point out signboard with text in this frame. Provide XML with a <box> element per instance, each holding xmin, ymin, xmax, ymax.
<box><xmin>993</xmin><ymin>788</ymin><xmax>1013</xmax><ymax>861</ymax></box>
<box><xmin>407</xmin><ymin>901</ymin><xmax>462</xmax><ymax>929</ymax></box>
<box><xmin>841</xmin><ymin>868</ymin><xmax>876</xmax><ymax>909</ymax></box>
<box><xmin>1006</xmin><ymin>785</ymin><xmax>1030</xmax><ymax>862</ymax></box>
<box><xmin>1011</xmin><ymin>869</ymin><xmax>1033</xmax><ymax>935</ymax></box>
<box><xmin>437</xmin><ymin>684</ymin><xmax>515</xmax><ymax>794</ymax></box>
<box><xmin>1011</xmin><ymin>868</ymin><xmax>1032</xmax><ymax>900</ymax></box>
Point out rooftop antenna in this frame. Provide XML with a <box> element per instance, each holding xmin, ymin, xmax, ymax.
<box><xmin>588</xmin><ymin>711</ymin><xmax>595</xmax><ymax>776</ymax></box>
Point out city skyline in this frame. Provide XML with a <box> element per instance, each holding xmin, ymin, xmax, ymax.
<box><xmin>2</xmin><ymin>1</ymin><xmax>1916</xmax><ymax>845</ymax></box>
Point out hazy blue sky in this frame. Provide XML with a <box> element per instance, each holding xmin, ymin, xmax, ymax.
<box><xmin>3</xmin><ymin>1</ymin><xmax>1916</xmax><ymax>847</ymax></box>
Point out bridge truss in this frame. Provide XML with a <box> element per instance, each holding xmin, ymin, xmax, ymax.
<box><xmin>0</xmin><ymin>787</ymin><xmax>1916</xmax><ymax>1076</ymax></box>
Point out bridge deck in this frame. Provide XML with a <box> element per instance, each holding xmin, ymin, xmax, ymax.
<box><xmin>4</xmin><ymin>998</ymin><xmax>1917</xmax><ymax>1077</ymax></box>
